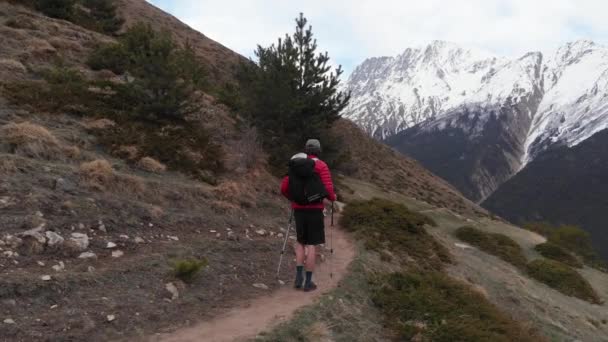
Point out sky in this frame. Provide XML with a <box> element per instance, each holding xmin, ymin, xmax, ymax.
<box><xmin>147</xmin><ymin>0</ymin><xmax>608</xmax><ymax>77</ymax></box>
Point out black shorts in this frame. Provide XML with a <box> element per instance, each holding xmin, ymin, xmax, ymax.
<box><xmin>294</xmin><ymin>209</ymin><xmax>325</xmax><ymax>245</ymax></box>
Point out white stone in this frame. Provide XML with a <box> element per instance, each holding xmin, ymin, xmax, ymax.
<box><xmin>167</xmin><ymin>236</ymin><xmax>179</xmax><ymax>241</ymax></box>
<box><xmin>255</xmin><ymin>229</ymin><xmax>267</xmax><ymax>236</ymax></box>
<box><xmin>134</xmin><ymin>237</ymin><xmax>145</xmax><ymax>244</ymax></box>
<box><xmin>252</xmin><ymin>283</ymin><xmax>269</xmax><ymax>290</ymax></box>
<box><xmin>50</xmin><ymin>305</ymin><xmax>58</xmax><ymax>309</ymax></box>
<box><xmin>119</xmin><ymin>235</ymin><xmax>129</xmax><ymax>240</ymax></box>
<box><xmin>78</xmin><ymin>252</ymin><xmax>97</xmax><ymax>259</ymax></box>
<box><xmin>455</xmin><ymin>243</ymin><xmax>474</xmax><ymax>250</ymax></box>
<box><xmin>19</xmin><ymin>227</ymin><xmax>46</xmax><ymax>244</ymax></box>
<box><xmin>3</xmin><ymin>318</ymin><xmax>15</xmax><ymax>324</ymax></box>
<box><xmin>37</xmin><ymin>261</ymin><xmax>45</xmax><ymax>266</ymax></box>
<box><xmin>45</xmin><ymin>231</ymin><xmax>64</xmax><ymax>247</ymax></box>
<box><xmin>106</xmin><ymin>242</ymin><xmax>117</xmax><ymax>249</ymax></box>
<box><xmin>69</xmin><ymin>233</ymin><xmax>89</xmax><ymax>251</ymax></box>
<box><xmin>165</xmin><ymin>282</ymin><xmax>179</xmax><ymax>300</ymax></box>
<box><xmin>52</xmin><ymin>262</ymin><xmax>65</xmax><ymax>272</ymax></box>
<box><xmin>41</xmin><ymin>275</ymin><xmax>51</xmax><ymax>281</ymax></box>
<box><xmin>107</xmin><ymin>315</ymin><xmax>116</xmax><ymax>322</ymax></box>
<box><xmin>111</xmin><ymin>250</ymin><xmax>124</xmax><ymax>258</ymax></box>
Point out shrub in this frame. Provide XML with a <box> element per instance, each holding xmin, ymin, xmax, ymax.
<box><xmin>522</xmin><ymin>223</ymin><xmax>605</xmax><ymax>269</ymax></box>
<box><xmin>137</xmin><ymin>157</ymin><xmax>167</xmax><ymax>174</ymax></box>
<box><xmin>79</xmin><ymin>159</ymin><xmax>145</xmax><ymax>194</ymax></box>
<box><xmin>0</xmin><ymin>121</ymin><xmax>60</xmax><ymax>159</ymax></box>
<box><xmin>172</xmin><ymin>258</ymin><xmax>207</xmax><ymax>283</ymax></box>
<box><xmin>75</xmin><ymin>0</ymin><xmax>124</xmax><ymax>34</ymax></box>
<box><xmin>535</xmin><ymin>242</ymin><xmax>583</xmax><ymax>268</ymax></box>
<box><xmin>96</xmin><ymin>121</ymin><xmax>223</xmax><ymax>178</ymax></box>
<box><xmin>371</xmin><ymin>271</ymin><xmax>543</xmax><ymax>342</ymax></box>
<box><xmin>3</xmin><ymin>67</ymin><xmax>99</xmax><ymax>115</ymax></box>
<box><xmin>455</xmin><ymin>226</ymin><xmax>528</xmax><ymax>269</ymax></box>
<box><xmin>79</xmin><ymin>159</ymin><xmax>114</xmax><ymax>190</ymax></box>
<box><xmin>526</xmin><ymin>259</ymin><xmax>601</xmax><ymax>304</ymax></box>
<box><xmin>341</xmin><ymin>199</ymin><xmax>450</xmax><ymax>270</ymax></box>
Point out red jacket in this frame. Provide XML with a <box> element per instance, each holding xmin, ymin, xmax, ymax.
<box><xmin>281</xmin><ymin>154</ymin><xmax>336</xmax><ymax>209</ymax></box>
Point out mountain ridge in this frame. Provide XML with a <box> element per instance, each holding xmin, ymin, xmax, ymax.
<box><xmin>344</xmin><ymin>39</ymin><xmax>608</xmax><ymax>201</ymax></box>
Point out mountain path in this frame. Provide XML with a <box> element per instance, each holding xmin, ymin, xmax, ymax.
<box><xmin>153</xmin><ymin>217</ymin><xmax>355</xmax><ymax>342</ymax></box>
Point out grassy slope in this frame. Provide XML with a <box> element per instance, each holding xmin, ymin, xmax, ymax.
<box><xmin>260</xmin><ymin>178</ymin><xmax>608</xmax><ymax>342</ymax></box>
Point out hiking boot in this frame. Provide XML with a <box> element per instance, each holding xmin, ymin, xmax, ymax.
<box><xmin>303</xmin><ymin>281</ymin><xmax>317</xmax><ymax>292</ymax></box>
<box><xmin>294</xmin><ymin>274</ymin><xmax>304</xmax><ymax>289</ymax></box>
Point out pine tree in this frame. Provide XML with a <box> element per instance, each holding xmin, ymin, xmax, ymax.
<box><xmin>81</xmin><ymin>0</ymin><xmax>124</xmax><ymax>34</ymax></box>
<box><xmin>237</xmin><ymin>13</ymin><xmax>350</xmax><ymax>168</ymax></box>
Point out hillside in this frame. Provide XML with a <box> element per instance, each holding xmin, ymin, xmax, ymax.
<box><xmin>0</xmin><ymin>1</ymin><xmax>486</xmax><ymax>341</ymax></box>
<box><xmin>1</xmin><ymin>1</ymin><xmax>606</xmax><ymax>341</ymax></box>
<box><xmin>483</xmin><ymin>129</ymin><xmax>608</xmax><ymax>260</ymax></box>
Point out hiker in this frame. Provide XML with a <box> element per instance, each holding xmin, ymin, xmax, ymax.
<box><xmin>280</xmin><ymin>139</ymin><xmax>337</xmax><ymax>292</ymax></box>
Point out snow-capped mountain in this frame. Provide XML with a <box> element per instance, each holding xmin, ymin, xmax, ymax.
<box><xmin>524</xmin><ymin>40</ymin><xmax>608</xmax><ymax>164</ymax></box>
<box><xmin>343</xmin><ymin>40</ymin><xmax>608</xmax><ymax>201</ymax></box>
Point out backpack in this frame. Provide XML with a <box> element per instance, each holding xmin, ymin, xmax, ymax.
<box><xmin>287</xmin><ymin>156</ymin><xmax>328</xmax><ymax>205</ymax></box>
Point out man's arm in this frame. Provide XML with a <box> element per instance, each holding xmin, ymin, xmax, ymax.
<box><xmin>317</xmin><ymin>161</ymin><xmax>337</xmax><ymax>201</ymax></box>
<box><xmin>280</xmin><ymin>176</ymin><xmax>290</xmax><ymax>199</ymax></box>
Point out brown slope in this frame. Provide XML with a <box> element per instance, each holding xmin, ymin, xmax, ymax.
<box><xmin>115</xmin><ymin>0</ymin><xmax>245</xmax><ymax>84</ymax></box>
<box><xmin>333</xmin><ymin>119</ymin><xmax>487</xmax><ymax>218</ymax></box>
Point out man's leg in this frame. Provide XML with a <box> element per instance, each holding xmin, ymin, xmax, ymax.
<box><xmin>303</xmin><ymin>210</ymin><xmax>324</xmax><ymax>292</ymax></box>
<box><xmin>294</xmin><ymin>211</ymin><xmax>306</xmax><ymax>288</ymax></box>
<box><xmin>305</xmin><ymin>245</ymin><xmax>317</xmax><ymax>271</ymax></box>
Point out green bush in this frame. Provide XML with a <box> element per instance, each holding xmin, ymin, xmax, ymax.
<box><xmin>341</xmin><ymin>199</ymin><xmax>450</xmax><ymax>270</ymax></box>
<box><xmin>9</xmin><ymin>0</ymin><xmax>123</xmax><ymax>34</ymax></box>
<box><xmin>172</xmin><ymin>258</ymin><xmax>208</xmax><ymax>283</ymax></box>
<box><xmin>34</xmin><ymin>0</ymin><xmax>76</xmax><ymax>19</ymax></box>
<box><xmin>526</xmin><ymin>259</ymin><xmax>601</xmax><ymax>304</ymax></box>
<box><xmin>522</xmin><ymin>223</ymin><xmax>605</xmax><ymax>270</ymax></box>
<box><xmin>535</xmin><ymin>242</ymin><xmax>583</xmax><ymax>268</ymax></box>
<box><xmin>455</xmin><ymin>226</ymin><xmax>527</xmax><ymax>269</ymax></box>
<box><xmin>86</xmin><ymin>43</ymin><xmax>128</xmax><ymax>74</ymax></box>
<box><xmin>371</xmin><ymin>271</ymin><xmax>543</xmax><ymax>342</ymax></box>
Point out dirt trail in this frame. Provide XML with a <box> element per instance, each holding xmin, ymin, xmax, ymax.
<box><xmin>152</xmin><ymin>217</ymin><xmax>356</xmax><ymax>342</ymax></box>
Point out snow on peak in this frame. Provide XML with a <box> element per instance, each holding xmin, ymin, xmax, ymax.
<box><xmin>342</xmin><ymin>40</ymin><xmax>539</xmax><ymax>139</ymax></box>
<box><xmin>343</xmin><ymin>40</ymin><xmax>608</xmax><ymax>166</ymax></box>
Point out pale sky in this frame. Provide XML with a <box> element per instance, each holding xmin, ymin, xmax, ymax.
<box><xmin>147</xmin><ymin>0</ymin><xmax>608</xmax><ymax>76</ymax></box>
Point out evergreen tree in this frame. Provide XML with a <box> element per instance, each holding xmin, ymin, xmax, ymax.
<box><xmin>80</xmin><ymin>0</ymin><xmax>124</xmax><ymax>34</ymax></box>
<box><xmin>237</xmin><ymin>13</ymin><xmax>350</xmax><ymax>168</ymax></box>
<box><xmin>99</xmin><ymin>23</ymin><xmax>206</xmax><ymax>124</ymax></box>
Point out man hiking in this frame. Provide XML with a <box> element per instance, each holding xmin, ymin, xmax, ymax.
<box><xmin>280</xmin><ymin>139</ymin><xmax>337</xmax><ymax>292</ymax></box>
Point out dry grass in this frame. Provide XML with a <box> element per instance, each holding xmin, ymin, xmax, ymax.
<box><xmin>27</xmin><ymin>38</ymin><xmax>57</xmax><ymax>56</ymax></box>
<box><xmin>79</xmin><ymin>159</ymin><xmax>145</xmax><ymax>195</ymax></box>
<box><xmin>0</xmin><ymin>157</ymin><xmax>18</xmax><ymax>174</ymax></box>
<box><xmin>0</xmin><ymin>121</ymin><xmax>83</xmax><ymax>161</ymax></box>
<box><xmin>83</xmin><ymin>118</ymin><xmax>116</xmax><ymax>130</ymax></box>
<box><xmin>48</xmin><ymin>37</ymin><xmax>83</xmax><ymax>52</ymax></box>
<box><xmin>213</xmin><ymin>181</ymin><xmax>255</xmax><ymax>208</ymax></box>
<box><xmin>138</xmin><ymin>157</ymin><xmax>167</xmax><ymax>173</ymax></box>
<box><xmin>79</xmin><ymin>159</ymin><xmax>114</xmax><ymax>190</ymax></box>
<box><xmin>116</xmin><ymin>145</ymin><xmax>139</xmax><ymax>160</ymax></box>
<box><xmin>0</xmin><ymin>58</ymin><xmax>27</xmax><ymax>73</ymax></box>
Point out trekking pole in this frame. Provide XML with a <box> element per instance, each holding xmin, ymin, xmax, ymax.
<box><xmin>330</xmin><ymin>202</ymin><xmax>334</xmax><ymax>279</ymax></box>
<box><xmin>276</xmin><ymin>209</ymin><xmax>294</xmax><ymax>281</ymax></box>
